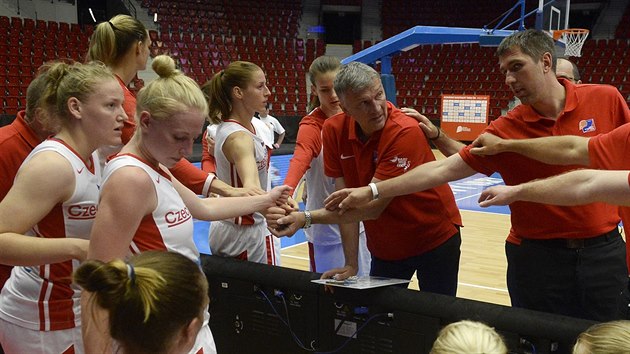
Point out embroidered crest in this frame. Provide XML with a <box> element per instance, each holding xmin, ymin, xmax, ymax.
<box><xmin>389</xmin><ymin>156</ymin><xmax>411</xmax><ymax>171</ymax></box>
<box><xmin>579</xmin><ymin>119</ymin><xmax>596</xmax><ymax>133</ymax></box>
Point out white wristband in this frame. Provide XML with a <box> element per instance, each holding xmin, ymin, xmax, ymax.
<box><xmin>368</xmin><ymin>182</ymin><xmax>379</xmax><ymax>200</ymax></box>
<box><xmin>202</xmin><ymin>173</ymin><xmax>216</xmax><ymax>197</ymax></box>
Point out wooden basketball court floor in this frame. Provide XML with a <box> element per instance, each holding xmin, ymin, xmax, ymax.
<box><xmin>194</xmin><ymin>150</ymin><xmax>514</xmax><ymax>307</ymax></box>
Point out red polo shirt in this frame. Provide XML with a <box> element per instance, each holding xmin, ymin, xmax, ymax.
<box><xmin>0</xmin><ymin>111</ymin><xmax>44</xmax><ymax>288</ymax></box>
<box><xmin>322</xmin><ymin>102</ymin><xmax>461</xmax><ymax>261</ymax></box>
<box><xmin>201</xmin><ymin>129</ymin><xmax>217</xmax><ymax>174</ymax></box>
<box><xmin>460</xmin><ymin>80</ymin><xmax>630</xmax><ymax>243</ymax></box>
<box><xmin>589</xmin><ymin>122</ymin><xmax>630</xmax><ymax>271</ymax></box>
<box><xmin>116</xmin><ymin>75</ymin><xmax>138</xmax><ymax>145</ymax></box>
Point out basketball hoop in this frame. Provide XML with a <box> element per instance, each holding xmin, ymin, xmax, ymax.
<box><xmin>553</xmin><ymin>28</ymin><xmax>589</xmax><ymax>57</ymax></box>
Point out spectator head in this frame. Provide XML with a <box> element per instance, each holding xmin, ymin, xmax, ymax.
<box><xmin>430</xmin><ymin>320</ymin><xmax>508</xmax><ymax>354</ymax></box>
<box><xmin>573</xmin><ymin>320</ymin><xmax>630</xmax><ymax>354</ymax></box>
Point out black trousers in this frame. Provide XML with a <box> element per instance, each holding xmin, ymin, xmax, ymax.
<box><xmin>370</xmin><ymin>231</ymin><xmax>461</xmax><ymax>296</ymax></box>
<box><xmin>506</xmin><ymin>228</ymin><xmax>629</xmax><ymax>321</ymax></box>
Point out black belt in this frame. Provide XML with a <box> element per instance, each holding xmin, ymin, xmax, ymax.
<box><xmin>523</xmin><ymin>228</ymin><xmax>620</xmax><ymax>249</ymax></box>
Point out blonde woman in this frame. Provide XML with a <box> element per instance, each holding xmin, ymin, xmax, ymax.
<box><xmin>0</xmin><ymin>61</ymin><xmax>125</xmax><ymax>353</ymax></box>
<box><xmin>88</xmin><ymin>14</ymin><xmax>239</xmax><ymax>198</ymax></box>
<box><xmin>84</xmin><ymin>55</ymin><xmax>290</xmax><ymax>353</ymax></box>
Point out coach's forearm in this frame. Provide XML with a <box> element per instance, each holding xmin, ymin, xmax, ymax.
<box><xmin>377</xmin><ymin>154</ymin><xmax>475</xmax><ymax>199</ymax></box>
<box><xmin>502</xmin><ymin>135</ymin><xmax>590</xmax><ymax>166</ymax></box>
<box><xmin>432</xmin><ymin>130</ymin><xmax>466</xmax><ymax>157</ymax></box>
<box><xmin>517</xmin><ymin>169</ymin><xmax>630</xmax><ymax>206</ymax></box>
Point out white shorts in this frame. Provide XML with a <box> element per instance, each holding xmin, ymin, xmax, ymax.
<box><xmin>270</xmin><ymin>236</ymin><xmax>281</xmax><ymax>266</ymax></box>
<box><xmin>0</xmin><ymin>317</ymin><xmax>83</xmax><ymax>354</ymax></box>
<box><xmin>209</xmin><ymin>221</ymin><xmax>268</xmax><ymax>264</ymax></box>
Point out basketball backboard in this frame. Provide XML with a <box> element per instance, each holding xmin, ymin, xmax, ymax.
<box><xmin>538</xmin><ymin>0</ymin><xmax>574</xmax><ymax>57</ymax></box>
<box><xmin>539</xmin><ymin>0</ymin><xmax>571</xmax><ymax>32</ymax></box>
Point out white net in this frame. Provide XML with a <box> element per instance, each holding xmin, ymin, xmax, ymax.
<box><xmin>559</xmin><ymin>29</ymin><xmax>589</xmax><ymax>57</ymax></box>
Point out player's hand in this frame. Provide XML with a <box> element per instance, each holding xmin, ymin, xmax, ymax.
<box><xmin>286</xmin><ymin>196</ymin><xmax>299</xmax><ymax>211</ymax></box>
<box><xmin>72</xmin><ymin>239</ymin><xmax>90</xmax><ymax>261</ymax></box>
<box><xmin>268</xmin><ymin>211</ymin><xmax>304</xmax><ymax>237</ymax></box>
<box><xmin>470</xmin><ymin>133</ymin><xmax>505</xmax><ymax>155</ymax></box>
<box><xmin>401</xmin><ymin>107</ymin><xmax>439</xmax><ymax>140</ymax></box>
<box><xmin>324</xmin><ymin>186</ymin><xmax>372</xmax><ymax>214</ymax></box>
<box><xmin>268</xmin><ymin>185</ymin><xmax>293</xmax><ymax>207</ymax></box>
<box><xmin>265</xmin><ymin>205</ymin><xmax>288</xmax><ymax>230</ymax></box>
<box><xmin>478</xmin><ymin>185</ymin><xmax>519</xmax><ymax>207</ymax></box>
<box><xmin>321</xmin><ymin>265</ymin><xmax>358</xmax><ymax>282</ymax></box>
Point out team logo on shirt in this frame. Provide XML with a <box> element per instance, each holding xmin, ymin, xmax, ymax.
<box><xmin>68</xmin><ymin>204</ymin><xmax>98</xmax><ymax>219</ymax></box>
<box><xmin>165</xmin><ymin>207</ymin><xmax>192</xmax><ymax>228</ymax></box>
<box><xmin>389</xmin><ymin>156</ymin><xmax>411</xmax><ymax>172</ymax></box>
<box><xmin>579</xmin><ymin>119</ymin><xmax>596</xmax><ymax>133</ymax></box>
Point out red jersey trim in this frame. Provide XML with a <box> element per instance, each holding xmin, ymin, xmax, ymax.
<box><xmin>48</xmin><ymin>137</ymin><xmax>95</xmax><ymax>175</ymax></box>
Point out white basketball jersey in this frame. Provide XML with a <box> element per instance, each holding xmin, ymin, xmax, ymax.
<box><xmin>213</xmin><ymin>120</ymin><xmax>269</xmax><ymax>225</ymax></box>
<box><xmin>103</xmin><ymin>154</ymin><xmax>199</xmax><ymax>261</ymax></box>
<box><xmin>210</xmin><ymin>120</ymin><xmax>270</xmax><ymax>262</ymax></box>
<box><xmin>0</xmin><ymin>139</ymin><xmax>101</xmax><ymax>331</ymax></box>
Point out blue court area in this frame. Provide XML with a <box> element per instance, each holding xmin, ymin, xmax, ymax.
<box><xmin>192</xmin><ymin>156</ymin><xmax>509</xmax><ymax>255</ymax></box>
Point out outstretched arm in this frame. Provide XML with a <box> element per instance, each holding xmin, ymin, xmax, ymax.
<box><xmin>320</xmin><ymin>177</ymin><xmax>360</xmax><ymax>281</ymax></box>
<box><xmin>325</xmin><ymin>154</ymin><xmax>476</xmax><ymax>213</ymax></box>
<box><xmin>478</xmin><ymin>169</ymin><xmax>630</xmax><ymax>207</ymax></box>
<box><xmin>401</xmin><ymin>107</ymin><xmax>465</xmax><ymax>157</ymax></box>
<box><xmin>268</xmin><ymin>177</ymin><xmax>393</xmax><ymax>237</ymax></box>
<box><xmin>470</xmin><ymin>133</ymin><xmax>590</xmax><ymax>166</ymax></box>
<box><xmin>0</xmin><ymin>234</ymin><xmax>88</xmax><ymax>265</ymax></box>
<box><xmin>174</xmin><ymin>172</ymin><xmax>292</xmax><ymax>221</ymax></box>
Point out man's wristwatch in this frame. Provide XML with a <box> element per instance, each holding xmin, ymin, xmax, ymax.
<box><xmin>303</xmin><ymin>210</ymin><xmax>312</xmax><ymax>229</ymax></box>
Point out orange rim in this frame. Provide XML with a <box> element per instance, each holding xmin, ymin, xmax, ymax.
<box><xmin>552</xmin><ymin>28</ymin><xmax>589</xmax><ymax>40</ymax></box>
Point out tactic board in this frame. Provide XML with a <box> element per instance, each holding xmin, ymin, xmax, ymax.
<box><xmin>440</xmin><ymin>94</ymin><xmax>490</xmax><ymax>141</ymax></box>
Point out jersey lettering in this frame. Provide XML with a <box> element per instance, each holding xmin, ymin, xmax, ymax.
<box><xmin>165</xmin><ymin>208</ymin><xmax>192</xmax><ymax>228</ymax></box>
<box><xmin>67</xmin><ymin>204</ymin><xmax>98</xmax><ymax>219</ymax></box>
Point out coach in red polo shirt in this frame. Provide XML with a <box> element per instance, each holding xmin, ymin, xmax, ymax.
<box><xmin>323</xmin><ymin>30</ymin><xmax>630</xmax><ymax>322</ymax></box>
<box><xmin>268</xmin><ymin>61</ymin><xmax>463</xmax><ymax>296</ymax></box>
